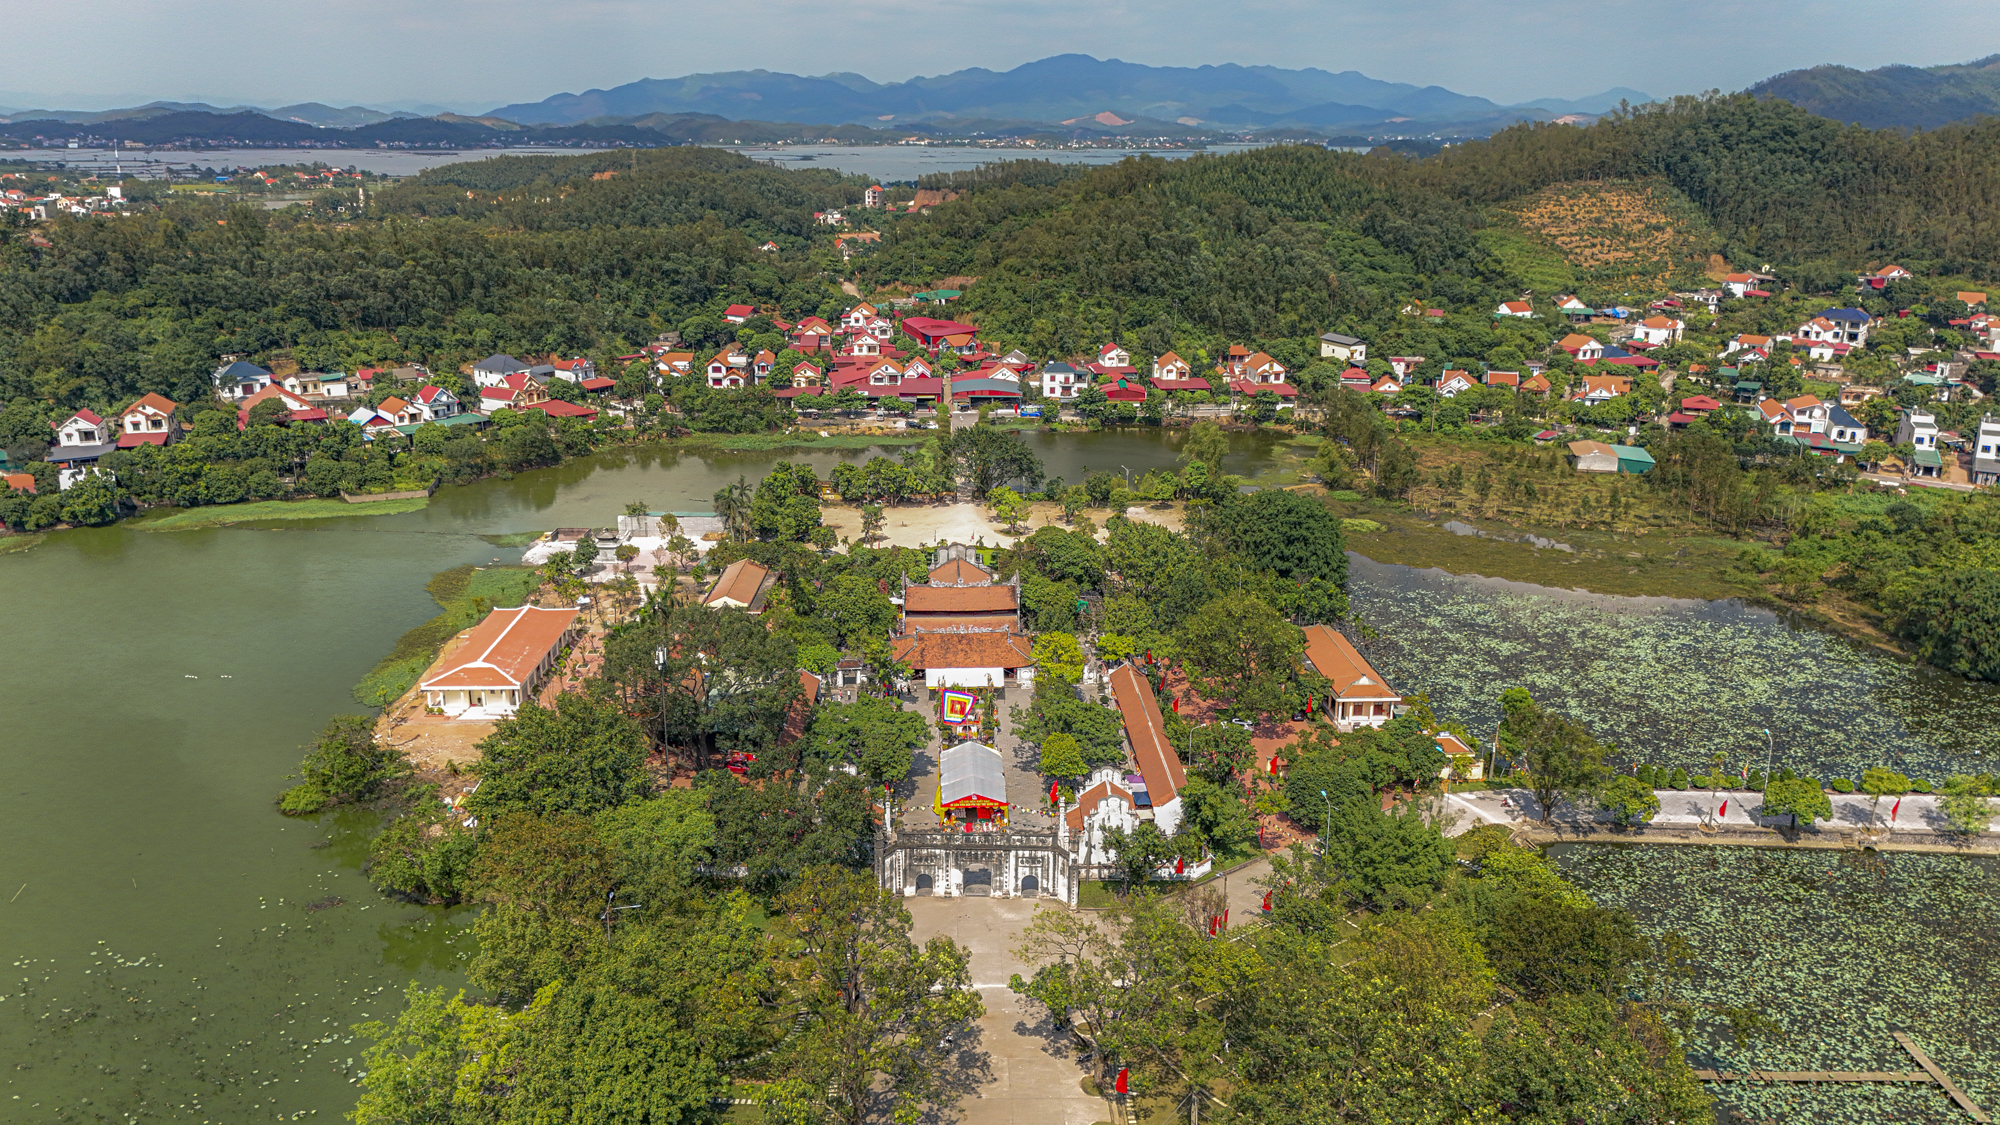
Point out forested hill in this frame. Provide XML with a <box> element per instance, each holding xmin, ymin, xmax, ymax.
<box><xmin>856</xmin><ymin>93</ymin><xmax>2000</xmax><ymax>361</ymax></box>
<box><xmin>0</xmin><ymin>148</ymin><xmax>865</xmax><ymax>412</ymax></box>
<box><xmin>1750</xmin><ymin>56</ymin><xmax>2000</xmax><ymax>130</ymax></box>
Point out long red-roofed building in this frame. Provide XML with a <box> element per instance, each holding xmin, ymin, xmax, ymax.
<box><xmin>420</xmin><ymin>605</ymin><xmax>580</xmax><ymax>719</ymax></box>
<box><xmin>1110</xmin><ymin>663</ymin><xmax>1187</xmax><ymax>835</ymax></box>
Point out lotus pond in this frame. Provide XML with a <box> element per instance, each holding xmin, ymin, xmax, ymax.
<box><xmin>1347</xmin><ymin>556</ymin><xmax>2000</xmax><ymax>782</ymax></box>
<box><xmin>1555</xmin><ymin>844</ymin><xmax>2000</xmax><ymax>1125</ymax></box>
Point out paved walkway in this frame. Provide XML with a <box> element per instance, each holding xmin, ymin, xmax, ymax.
<box><xmin>1450</xmin><ymin>786</ymin><xmax>1994</xmax><ymax>836</ymax></box>
<box><xmin>905</xmin><ymin>897</ymin><xmax>1111</xmax><ymax>1125</ymax></box>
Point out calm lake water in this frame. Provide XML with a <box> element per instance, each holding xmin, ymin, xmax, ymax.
<box><xmin>3</xmin><ymin>428</ymin><xmax>1995</xmax><ymax>1119</ymax></box>
<box><xmin>12</xmin><ymin>141</ymin><xmax>1311</xmax><ymax>181</ymax></box>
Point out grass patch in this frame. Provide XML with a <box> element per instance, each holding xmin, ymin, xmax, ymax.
<box><xmin>351</xmin><ymin>564</ymin><xmax>540</xmax><ymax>707</ymax></box>
<box><xmin>0</xmin><ymin>533</ymin><xmax>45</xmax><ymax>555</ymax></box>
<box><xmin>1475</xmin><ymin>226</ymin><xmax>1578</xmax><ymax>295</ymax></box>
<box><xmin>478</xmin><ymin>530</ymin><xmax>544</xmax><ymax>548</ymax></box>
<box><xmin>133</xmin><ymin>496</ymin><xmax>430</xmax><ymax>531</ymax></box>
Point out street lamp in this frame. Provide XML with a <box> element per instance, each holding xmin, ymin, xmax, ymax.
<box><xmin>1320</xmin><ymin>789</ymin><xmax>1330</xmax><ymax>858</ymax></box>
<box><xmin>601</xmin><ymin>890</ymin><xmax>641</xmax><ymax>943</ymax></box>
<box><xmin>1761</xmin><ymin>728</ymin><xmax>1773</xmax><ymax>790</ymax></box>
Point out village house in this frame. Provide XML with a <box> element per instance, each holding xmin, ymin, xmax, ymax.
<box><xmin>1520</xmin><ymin>373</ymin><xmax>1551</xmax><ymax>395</ymax></box>
<box><xmin>419</xmin><ymin>604</ymin><xmax>580</xmax><ymax>720</ymax></box>
<box><xmin>1040</xmin><ymin>362</ymin><xmax>1085</xmax><ymax>399</ymax></box>
<box><xmin>479</xmin><ymin>373</ymin><xmax>552</xmax><ymax>411</ymax></box>
<box><xmin>704</xmin><ymin>558</ymin><xmax>776</xmax><ymax>612</ymax></box>
<box><xmin>116</xmin><ymin>393</ymin><xmax>180</xmax><ymax>448</ymax></box>
<box><xmin>1555</xmin><ymin>295</ymin><xmax>1593</xmax><ymax>320</ymax></box>
<box><xmin>548</xmin><ymin>356</ymin><xmax>596</xmax><ymax>383</ymax></box>
<box><xmin>1318</xmin><ymin>332</ymin><xmax>1367</xmax><ymax>364</ymax></box>
<box><xmin>1632</xmin><ymin>315</ymin><xmax>1684</xmax><ymax>346</ymax></box>
<box><xmin>1494</xmin><ymin>300</ymin><xmax>1534</xmax><ymax>318</ymax></box>
<box><xmin>1096</xmin><ymin>343</ymin><xmax>1132</xmax><ymax>369</ymax></box>
<box><xmin>1386</xmin><ymin>356</ymin><xmax>1425</xmax><ymax>378</ymax></box>
<box><xmin>45</xmin><ymin>408</ymin><xmax>116</xmax><ymax>489</ymax></box>
<box><xmin>902</xmin><ymin>316</ymin><xmax>981</xmax><ymax>355</ymax></box>
<box><xmin>1859</xmin><ymin>264</ymin><xmax>1912</xmax><ymax>289</ymax></box>
<box><xmin>707</xmin><ymin>347</ymin><xmax>750</xmax><ymax>388</ymax></box>
<box><xmin>1571</xmin><ymin>374</ymin><xmax>1631</xmax><ymax>405</ymax></box>
<box><xmin>1437</xmin><ymin>371</ymin><xmax>1478</xmax><ymax>397</ymax></box>
<box><xmin>843</xmin><ymin>334</ymin><xmax>883</xmax><ymax>360</ymax></box>
<box><xmin>472</xmin><ymin>354</ymin><xmax>531</xmax><ymax>389</ymax></box>
<box><xmin>1300</xmin><ymin>624</ymin><xmax>1403</xmax><ymax>730</ymax></box>
<box><xmin>415</xmin><ymin>385</ymin><xmax>462</xmax><ymax>421</ymax></box>
<box><xmin>1973</xmin><ymin>416</ymin><xmax>2000</xmax><ymax>486</ymax></box>
<box><xmin>1798</xmin><ymin>308</ymin><xmax>1872</xmax><ymax>347</ymax></box>
<box><xmin>841</xmin><ymin>303</ymin><xmax>879</xmax><ymax>331</ymax></box>
<box><xmin>1568</xmin><ymin>440</ymin><xmax>1653</xmax><ymax>474</ymax></box>
<box><xmin>655</xmin><ymin>351</ymin><xmax>694</xmax><ymax>377</ymax></box>
<box><xmin>1484</xmin><ymin>370</ymin><xmax>1521</xmax><ymax>389</ymax></box>
<box><xmin>1370</xmin><ymin>375</ymin><xmax>1403</xmax><ymax>395</ymax></box>
<box><xmin>1725</xmin><ymin>334</ymin><xmax>1774</xmax><ymax>357</ymax></box>
<box><xmin>375</xmin><ymin>396</ymin><xmax>421</xmax><ymax>427</ymax></box>
<box><xmin>1758</xmin><ymin>395</ymin><xmax>1868</xmax><ymax>454</ymax></box>
<box><xmin>1152</xmin><ymin>352</ymin><xmax>1192</xmax><ymax>381</ymax></box>
<box><xmin>723</xmin><ymin>304</ymin><xmax>757</xmax><ymax>324</ymax></box>
<box><xmin>790</xmin><ymin>361</ymin><xmax>824</xmax><ymax>388</ymax></box>
<box><xmin>1557</xmin><ymin>334</ymin><xmax>1605</xmax><ymax>362</ymax></box>
<box><xmin>1340</xmin><ymin>367</ymin><xmax>1374</xmax><ymax>392</ymax></box>
<box><xmin>346</xmin><ymin>405</ymin><xmax>404</xmax><ymax>436</ymax></box>
<box><xmin>1896</xmin><ymin>408</ymin><xmax>1943</xmax><ymax>477</ymax></box>
<box><xmin>236</xmin><ymin>384</ymin><xmax>326</xmax><ymax>428</ymax></box>
<box><xmin>863</xmin><ymin>185</ymin><xmax>884</xmax><ymax>208</ymax></box>
<box><xmin>213</xmin><ymin>359</ymin><xmax>274</xmax><ymax>400</ymax></box>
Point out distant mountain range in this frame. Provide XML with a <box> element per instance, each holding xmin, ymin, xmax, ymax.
<box><xmin>1751</xmin><ymin>55</ymin><xmax>2000</xmax><ymax>130</ymax></box>
<box><xmin>486</xmin><ymin>56</ymin><xmax>1651</xmax><ymax>134</ymax></box>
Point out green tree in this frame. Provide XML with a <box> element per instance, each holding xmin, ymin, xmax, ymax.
<box><xmin>351</xmin><ymin>984</ymin><xmax>526</xmax><ymax>1125</ymax></box>
<box><xmin>814</xmin><ymin>572</ymin><xmax>896</xmax><ymax>649</ymax></box>
<box><xmin>801</xmin><ymin>697</ymin><xmax>927</xmax><ymax>783</ymax></box>
<box><xmin>570</xmin><ymin>535</ymin><xmax>600</xmax><ymax>573</ymax></box>
<box><xmin>1601</xmin><ymin>775</ymin><xmax>1661</xmax><ymax>828</ymax></box>
<box><xmin>713</xmin><ymin>476</ymin><xmax>754</xmax><ymax>541</ymax></box>
<box><xmin>1030</xmin><ymin>631</ymin><xmax>1084</xmax><ymax>684</ymax></box>
<box><xmin>466</xmin><ymin>694</ymin><xmax>651</xmax><ymax>822</ymax></box>
<box><xmin>279</xmin><ymin>713</ymin><xmax>407</xmax><ymax>814</ymax></box>
<box><xmin>1038</xmin><ymin>732</ymin><xmax>1088</xmax><ymax>782</ymax></box>
<box><xmin>772</xmin><ymin>867</ymin><xmax>984</xmax><ymax>1125</ymax></box>
<box><xmin>1938</xmin><ymin>774</ymin><xmax>1996</xmax><ymax>835</ymax></box>
<box><xmin>1860</xmin><ymin>764</ymin><xmax>1910</xmax><ymax>827</ymax></box>
<box><xmin>1502</xmin><ymin>689</ymin><xmax>1609</xmax><ymax>824</ymax></box>
<box><xmin>987</xmin><ymin>484</ymin><xmax>1029</xmax><ymax>532</ymax></box>
<box><xmin>1482</xmin><ymin>994</ymin><xmax>1713</xmax><ymax>1124</ymax></box>
<box><xmin>1102</xmin><ymin>821</ymin><xmax>1178</xmax><ymax>893</ymax></box>
<box><xmin>750</xmin><ymin>461</ymin><xmax>823</xmax><ymax>542</ymax></box>
<box><xmin>1179</xmin><ymin>419</ymin><xmax>1229</xmax><ymax>477</ymax></box>
<box><xmin>1180</xmin><ymin>775</ymin><xmax>1257</xmax><ymax>854</ymax></box>
<box><xmin>1760</xmin><ymin>776</ymin><xmax>1833</xmax><ymax>829</ymax></box>
<box><xmin>859</xmin><ymin>501</ymin><xmax>885</xmax><ymax>544</ymax></box>
<box><xmin>1175</xmin><ymin>592</ymin><xmax>1304</xmax><ymax>718</ymax></box>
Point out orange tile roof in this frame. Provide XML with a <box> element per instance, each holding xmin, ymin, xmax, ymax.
<box><xmin>422</xmin><ymin>606</ymin><xmax>579</xmax><ymax>691</ymax></box>
<box><xmin>1300</xmin><ymin>624</ymin><xmax>1401</xmax><ymax>702</ymax></box>
<box><xmin>1066</xmin><ymin>777</ymin><xmax>1134</xmax><ymax>832</ymax></box>
<box><xmin>907</xmin><ymin>614</ymin><xmax>1021</xmax><ymax>634</ymax></box>
<box><xmin>1111</xmin><ymin>664</ymin><xmax>1185</xmax><ymax>804</ymax></box>
<box><xmin>927</xmin><ymin>557</ymin><xmax>992</xmax><ymax>585</ymax></box>
<box><xmin>903</xmin><ymin>585</ymin><xmax>1018</xmax><ymax>614</ymax></box>
<box><xmin>892</xmin><ymin>631</ymin><xmax>1033</xmax><ymax>670</ymax></box>
<box><xmin>704</xmin><ymin>559</ymin><xmax>771</xmax><ymax>609</ymax></box>
<box><xmin>123</xmin><ymin>392</ymin><xmax>177</xmax><ymax>417</ymax></box>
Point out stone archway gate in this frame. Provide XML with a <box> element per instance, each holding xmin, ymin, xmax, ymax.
<box><xmin>876</xmin><ymin>827</ymin><xmax>1077</xmax><ymax>906</ymax></box>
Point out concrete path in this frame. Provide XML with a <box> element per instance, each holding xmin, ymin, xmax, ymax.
<box><xmin>1457</xmin><ymin>786</ymin><xmax>1993</xmax><ymax>835</ymax></box>
<box><xmin>905</xmin><ymin>897</ymin><xmax>1111</xmax><ymax>1125</ymax></box>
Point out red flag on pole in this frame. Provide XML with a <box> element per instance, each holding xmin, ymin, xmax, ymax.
<box><xmin>1222</xmin><ymin>908</ymin><xmax>1228</xmax><ymax>928</ymax></box>
<box><xmin>1115</xmin><ymin>1068</ymin><xmax>1129</xmax><ymax>1095</ymax></box>
<box><xmin>1207</xmin><ymin>915</ymin><xmax>1217</xmax><ymax>936</ymax></box>
<box><xmin>1049</xmin><ymin>780</ymin><xmax>1059</xmax><ymax>804</ymax></box>
<box><xmin>1267</xmin><ymin>756</ymin><xmax>1278</xmax><ymax>776</ymax></box>
<box><xmin>1892</xmin><ymin>796</ymin><xmax>1901</xmax><ymax>822</ymax></box>
<box><xmin>1175</xmin><ymin>855</ymin><xmax>1185</xmax><ymax>874</ymax></box>
<box><xmin>1306</xmin><ymin>695</ymin><xmax>1313</xmax><ymax>716</ymax></box>
<box><xmin>1261</xmin><ymin>889</ymin><xmax>1272</xmax><ymax>912</ymax></box>
<box><xmin>1171</xmin><ymin>697</ymin><xmax>1179</xmax><ymax>714</ymax></box>
<box><xmin>1146</xmin><ymin>650</ymin><xmax>1154</xmax><ymax>665</ymax></box>
<box><xmin>1718</xmin><ymin>799</ymin><xmax>1728</xmax><ymax>818</ymax></box>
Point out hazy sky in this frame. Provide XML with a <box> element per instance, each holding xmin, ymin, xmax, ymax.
<box><xmin>7</xmin><ymin>0</ymin><xmax>2000</xmax><ymax>112</ymax></box>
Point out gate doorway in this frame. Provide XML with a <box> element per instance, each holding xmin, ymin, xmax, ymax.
<box><xmin>1020</xmin><ymin>874</ymin><xmax>1040</xmax><ymax>896</ymax></box>
<box><xmin>963</xmin><ymin>868</ymin><xmax>992</xmax><ymax>897</ymax></box>
<box><xmin>915</xmin><ymin>873</ymin><xmax>933</xmax><ymax>895</ymax></box>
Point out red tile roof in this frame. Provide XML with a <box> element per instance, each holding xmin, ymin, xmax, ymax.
<box><xmin>904</xmin><ymin>585</ymin><xmax>1018</xmax><ymax>614</ymax></box>
<box><xmin>891</xmin><ymin>631</ymin><xmax>1033</xmax><ymax>670</ymax></box>
<box><xmin>421</xmin><ymin>606</ymin><xmax>579</xmax><ymax>691</ymax></box>
<box><xmin>1111</xmin><ymin>664</ymin><xmax>1185</xmax><ymax>804</ymax></box>
<box><xmin>1300</xmin><ymin>624</ymin><xmax>1400</xmax><ymax>703</ymax></box>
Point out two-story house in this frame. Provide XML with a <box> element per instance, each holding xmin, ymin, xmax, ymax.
<box><xmin>1152</xmin><ymin>352</ymin><xmax>1191</xmax><ymax>381</ymax></box>
<box><xmin>791</xmin><ymin>362</ymin><xmax>824</xmax><ymax>388</ymax></box>
<box><xmin>1096</xmin><ymin>342</ymin><xmax>1132</xmax><ymax>369</ymax></box>
<box><xmin>1318</xmin><ymin>332</ymin><xmax>1367</xmax><ymax>364</ymax></box>
<box><xmin>479</xmin><ymin>373</ymin><xmax>551</xmax><ymax>411</ymax></box>
<box><xmin>1761</xmin><ymin>395</ymin><xmax>1868</xmax><ymax>454</ymax></box>
<box><xmin>116</xmin><ymin>393</ymin><xmax>181</xmax><ymax>448</ymax></box>
<box><xmin>1973</xmin><ymin>416</ymin><xmax>2000</xmax><ymax>486</ymax></box>
<box><xmin>472</xmin><ymin>354</ymin><xmax>531</xmax><ymax>389</ymax></box>
<box><xmin>1437</xmin><ymin>371</ymin><xmax>1478</xmax><ymax>397</ymax></box>
<box><xmin>46</xmin><ymin>408</ymin><xmax>117</xmax><ymax>489</ymax></box>
<box><xmin>1896</xmin><ymin>408</ymin><xmax>1942</xmax><ymax>477</ymax></box>
<box><xmin>1557</xmin><ymin>334</ymin><xmax>1605</xmax><ymax>362</ymax></box>
<box><xmin>1807</xmin><ymin>308</ymin><xmax>1872</xmax><ymax>345</ymax></box>
<box><xmin>707</xmin><ymin>347</ymin><xmax>750</xmax><ymax>388</ymax></box>
<box><xmin>841</xmin><ymin>303</ymin><xmax>878</xmax><ymax>331</ymax></box>
<box><xmin>1632</xmin><ymin>315</ymin><xmax>1684</xmax><ymax>346</ymax></box>
<box><xmin>843</xmin><ymin>335</ymin><xmax>882</xmax><ymax>359</ymax></box>
<box><xmin>376</xmin><ymin>396</ymin><xmax>422</xmax><ymax>427</ymax></box>
<box><xmin>1040</xmin><ymin>362</ymin><xmax>1084</xmax><ymax>399</ymax></box>
<box><xmin>415</xmin><ymin>385</ymin><xmax>462</xmax><ymax>421</ymax></box>
<box><xmin>213</xmin><ymin>359</ymin><xmax>274</xmax><ymax>400</ymax></box>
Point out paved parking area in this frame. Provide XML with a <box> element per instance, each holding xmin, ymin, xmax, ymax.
<box><xmin>905</xmin><ymin>897</ymin><xmax>1110</xmax><ymax>1125</ymax></box>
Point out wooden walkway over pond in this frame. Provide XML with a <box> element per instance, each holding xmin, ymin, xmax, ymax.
<box><xmin>1693</xmin><ymin>1034</ymin><xmax>1989</xmax><ymax>1122</ymax></box>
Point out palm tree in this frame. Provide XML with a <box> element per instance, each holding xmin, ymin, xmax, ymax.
<box><xmin>713</xmin><ymin>476</ymin><xmax>753</xmax><ymax>540</ymax></box>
